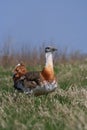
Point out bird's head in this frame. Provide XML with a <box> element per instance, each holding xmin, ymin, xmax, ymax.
<box><xmin>45</xmin><ymin>46</ymin><xmax>57</xmax><ymax>53</ymax></box>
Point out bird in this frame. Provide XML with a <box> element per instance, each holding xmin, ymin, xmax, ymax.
<box><xmin>13</xmin><ymin>46</ymin><xmax>58</xmax><ymax>96</ymax></box>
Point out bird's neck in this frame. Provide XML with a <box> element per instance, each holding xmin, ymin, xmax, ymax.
<box><xmin>45</xmin><ymin>52</ymin><xmax>53</xmax><ymax>69</ymax></box>
<box><xmin>41</xmin><ymin>52</ymin><xmax>55</xmax><ymax>82</ymax></box>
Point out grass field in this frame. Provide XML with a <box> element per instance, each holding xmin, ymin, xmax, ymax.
<box><xmin>0</xmin><ymin>63</ymin><xmax>87</xmax><ymax>130</ymax></box>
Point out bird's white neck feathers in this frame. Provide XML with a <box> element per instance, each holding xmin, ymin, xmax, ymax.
<box><xmin>45</xmin><ymin>52</ymin><xmax>53</xmax><ymax>69</ymax></box>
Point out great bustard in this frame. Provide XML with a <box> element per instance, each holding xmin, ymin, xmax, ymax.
<box><xmin>13</xmin><ymin>46</ymin><xmax>58</xmax><ymax>96</ymax></box>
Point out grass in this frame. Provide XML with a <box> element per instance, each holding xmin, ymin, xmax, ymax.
<box><xmin>0</xmin><ymin>63</ymin><xmax>87</xmax><ymax>130</ymax></box>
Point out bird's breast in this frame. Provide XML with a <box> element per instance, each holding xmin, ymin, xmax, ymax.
<box><xmin>41</xmin><ymin>66</ymin><xmax>55</xmax><ymax>82</ymax></box>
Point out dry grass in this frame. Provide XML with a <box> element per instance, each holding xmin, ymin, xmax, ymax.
<box><xmin>0</xmin><ymin>41</ymin><xmax>87</xmax><ymax>68</ymax></box>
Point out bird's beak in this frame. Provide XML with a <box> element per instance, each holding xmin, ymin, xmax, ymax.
<box><xmin>52</xmin><ymin>48</ymin><xmax>57</xmax><ymax>52</ymax></box>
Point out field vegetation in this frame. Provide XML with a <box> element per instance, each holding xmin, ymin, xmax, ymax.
<box><xmin>0</xmin><ymin>42</ymin><xmax>87</xmax><ymax>130</ymax></box>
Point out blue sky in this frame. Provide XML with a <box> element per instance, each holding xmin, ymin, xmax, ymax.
<box><xmin>0</xmin><ymin>0</ymin><xmax>87</xmax><ymax>53</ymax></box>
